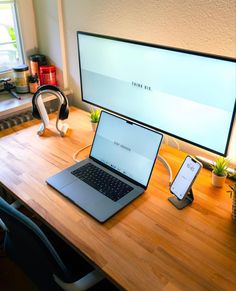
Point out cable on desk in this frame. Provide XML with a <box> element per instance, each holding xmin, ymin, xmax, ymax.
<box><xmin>172</xmin><ymin>137</ymin><xmax>180</xmax><ymax>151</ymax></box>
<box><xmin>157</xmin><ymin>155</ymin><xmax>173</xmax><ymax>185</ymax></box>
<box><xmin>73</xmin><ymin>144</ymin><xmax>92</xmax><ymax>162</ymax></box>
<box><xmin>165</xmin><ymin>135</ymin><xmax>180</xmax><ymax>151</ymax></box>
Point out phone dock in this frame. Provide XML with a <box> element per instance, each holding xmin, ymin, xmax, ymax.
<box><xmin>168</xmin><ymin>189</ymin><xmax>194</xmax><ymax>209</ymax></box>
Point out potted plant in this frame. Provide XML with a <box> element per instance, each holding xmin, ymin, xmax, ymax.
<box><xmin>227</xmin><ymin>169</ymin><xmax>236</xmax><ymax>221</ymax></box>
<box><xmin>90</xmin><ymin>109</ymin><xmax>100</xmax><ymax>131</ymax></box>
<box><xmin>211</xmin><ymin>156</ymin><xmax>229</xmax><ymax>187</ymax></box>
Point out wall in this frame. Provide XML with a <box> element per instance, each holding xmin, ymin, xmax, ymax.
<box><xmin>16</xmin><ymin>0</ymin><xmax>38</xmax><ymax>59</ymax></box>
<box><xmin>33</xmin><ymin>0</ymin><xmax>64</xmax><ymax>86</ymax></box>
<box><xmin>32</xmin><ymin>0</ymin><xmax>236</xmax><ymax>163</ymax></box>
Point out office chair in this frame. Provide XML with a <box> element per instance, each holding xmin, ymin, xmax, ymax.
<box><xmin>0</xmin><ymin>197</ymin><xmax>115</xmax><ymax>291</ymax></box>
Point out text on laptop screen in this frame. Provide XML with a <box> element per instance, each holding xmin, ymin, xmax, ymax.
<box><xmin>77</xmin><ymin>32</ymin><xmax>236</xmax><ymax>156</ymax></box>
<box><xmin>90</xmin><ymin>112</ymin><xmax>163</xmax><ymax>187</ymax></box>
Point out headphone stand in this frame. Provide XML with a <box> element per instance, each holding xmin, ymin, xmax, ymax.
<box><xmin>34</xmin><ymin>89</ymin><xmax>69</xmax><ymax>137</ymax></box>
<box><xmin>56</xmin><ymin>119</ymin><xmax>69</xmax><ymax>137</ymax></box>
<box><xmin>37</xmin><ymin>116</ymin><xmax>68</xmax><ymax>137</ymax></box>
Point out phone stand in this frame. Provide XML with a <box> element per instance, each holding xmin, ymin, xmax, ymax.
<box><xmin>168</xmin><ymin>189</ymin><xmax>194</xmax><ymax>209</ymax></box>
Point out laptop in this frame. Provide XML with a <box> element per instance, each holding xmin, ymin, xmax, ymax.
<box><xmin>47</xmin><ymin>111</ymin><xmax>163</xmax><ymax>222</ymax></box>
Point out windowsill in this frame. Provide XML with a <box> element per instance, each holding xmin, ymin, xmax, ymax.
<box><xmin>0</xmin><ymin>92</ymin><xmax>34</xmax><ymax>119</ymax></box>
<box><xmin>0</xmin><ymin>89</ymin><xmax>71</xmax><ymax>120</ymax></box>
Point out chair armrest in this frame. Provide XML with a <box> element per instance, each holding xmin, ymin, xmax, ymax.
<box><xmin>11</xmin><ymin>200</ymin><xmax>22</xmax><ymax>209</ymax></box>
<box><xmin>0</xmin><ymin>199</ymin><xmax>22</xmax><ymax>231</ymax></box>
<box><xmin>53</xmin><ymin>269</ymin><xmax>104</xmax><ymax>291</ymax></box>
<box><xmin>0</xmin><ymin>218</ymin><xmax>7</xmax><ymax>231</ymax></box>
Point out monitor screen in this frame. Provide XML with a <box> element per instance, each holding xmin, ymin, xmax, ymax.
<box><xmin>77</xmin><ymin>31</ymin><xmax>236</xmax><ymax>156</ymax></box>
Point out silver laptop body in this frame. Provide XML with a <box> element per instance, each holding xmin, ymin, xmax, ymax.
<box><xmin>47</xmin><ymin>111</ymin><xmax>163</xmax><ymax>222</ymax></box>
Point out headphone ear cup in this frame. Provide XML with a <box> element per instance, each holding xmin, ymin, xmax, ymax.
<box><xmin>58</xmin><ymin>92</ymin><xmax>69</xmax><ymax>120</ymax></box>
<box><xmin>32</xmin><ymin>106</ymin><xmax>41</xmax><ymax>119</ymax></box>
<box><xmin>32</xmin><ymin>92</ymin><xmax>41</xmax><ymax>119</ymax></box>
<box><xmin>32</xmin><ymin>84</ymin><xmax>69</xmax><ymax>120</ymax></box>
<box><xmin>59</xmin><ymin>103</ymin><xmax>69</xmax><ymax>120</ymax></box>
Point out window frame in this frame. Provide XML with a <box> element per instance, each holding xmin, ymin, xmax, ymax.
<box><xmin>0</xmin><ymin>0</ymin><xmax>24</xmax><ymax>73</ymax></box>
<box><xmin>0</xmin><ymin>0</ymin><xmax>37</xmax><ymax>77</ymax></box>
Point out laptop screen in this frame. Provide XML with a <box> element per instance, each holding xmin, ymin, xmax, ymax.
<box><xmin>90</xmin><ymin>111</ymin><xmax>163</xmax><ymax>187</ymax></box>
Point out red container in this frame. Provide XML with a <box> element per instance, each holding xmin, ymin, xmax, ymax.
<box><xmin>39</xmin><ymin>65</ymin><xmax>57</xmax><ymax>85</ymax></box>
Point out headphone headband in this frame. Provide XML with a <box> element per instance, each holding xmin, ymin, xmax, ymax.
<box><xmin>32</xmin><ymin>85</ymin><xmax>69</xmax><ymax>120</ymax></box>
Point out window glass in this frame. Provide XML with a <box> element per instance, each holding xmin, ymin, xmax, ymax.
<box><xmin>0</xmin><ymin>0</ymin><xmax>23</xmax><ymax>72</ymax></box>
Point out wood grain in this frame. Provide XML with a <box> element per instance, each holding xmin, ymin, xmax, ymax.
<box><xmin>0</xmin><ymin>107</ymin><xmax>235</xmax><ymax>291</ymax></box>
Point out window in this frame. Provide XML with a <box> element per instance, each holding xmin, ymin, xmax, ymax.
<box><xmin>0</xmin><ymin>0</ymin><xmax>23</xmax><ymax>72</ymax></box>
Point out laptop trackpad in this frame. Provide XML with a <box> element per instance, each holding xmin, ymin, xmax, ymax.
<box><xmin>61</xmin><ymin>180</ymin><xmax>102</xmax><ymax>205</ymax></box>
<box><xmin>61</xmin><ymin>180</ymin><xmax>118</xmax><ymax>222</ymax></box>
<box><xmin>61</xmin><ymin>180</ymin><xmax>120</xmax><ymax>222</ymax></box>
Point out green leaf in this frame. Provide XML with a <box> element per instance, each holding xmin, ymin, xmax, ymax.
<box><xmin>90</xmin><ymin>109</ymin><xmax>100</xmax><ymax>123</ymax></box>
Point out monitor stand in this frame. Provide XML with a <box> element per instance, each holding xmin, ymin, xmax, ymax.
<box><xmin>168</xmin><ymin>189</ymin><xmax>194</xmax><ymax>209</ymax></box>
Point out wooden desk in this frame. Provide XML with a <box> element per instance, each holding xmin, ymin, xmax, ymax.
<box><xmin>0</xmin><ymin>107</ymin><xmax>236</xmax><ymax>291</ymax></box>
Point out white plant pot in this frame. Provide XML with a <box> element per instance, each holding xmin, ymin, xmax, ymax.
<box><xmin>91</xmin><ymin>122</ymin><xmax>98</xmax><ymax>132</ymax></box>
<box><xmin>211</xmin><ymin>172</ymin><xmax>226</xmax><ymax>188</ymax></box>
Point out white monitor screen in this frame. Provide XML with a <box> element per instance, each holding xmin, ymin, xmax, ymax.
<box><xmin>77</xmin><ymin>32</ymin><xmax>236</xmax><ymax>156</ymax></box>
<box><xmin>90</xmin><ymin>111</ymin><xmax>163</xmax><ymax>187</ymax></box>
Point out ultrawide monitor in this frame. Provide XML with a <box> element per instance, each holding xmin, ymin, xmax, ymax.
<box><xmin>77</xmin><ymin>31</ymin><xmax>236</xmax><ymax>156</ymax></box>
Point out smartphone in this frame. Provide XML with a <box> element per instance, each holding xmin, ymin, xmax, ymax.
<box><xmin>170</xmin><ymin>156</ymin><xmax>202</xmax><ymax>200</ymax></box>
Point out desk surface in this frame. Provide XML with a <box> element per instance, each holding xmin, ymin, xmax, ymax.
<box><xmin>0</xmin><ymin>107</ymin><xmax>236</xmax><ymax>291</ymax></box>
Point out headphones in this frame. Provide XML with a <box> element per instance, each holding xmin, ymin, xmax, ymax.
<box><xmin>32</xmin><ymin>85</ymin><xmax>69</xmax><ymax>120</ymax></box>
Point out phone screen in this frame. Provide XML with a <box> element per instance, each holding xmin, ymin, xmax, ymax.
<box><xmin>170</xmin><ymin>156</ymin><xmax>201</xmax><ymax>200</ymax></box>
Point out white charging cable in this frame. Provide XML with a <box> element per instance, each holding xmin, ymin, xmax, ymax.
<box><xmin>72</xmin><ymin>144</ymin><xmax>92</xmax><ymax>162</ymax></box>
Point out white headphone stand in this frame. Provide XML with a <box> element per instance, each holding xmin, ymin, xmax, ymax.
<box><xmin>34</xmin><ymin>89</ymin><xmax>69</xmax><ymax>137</ymax></box>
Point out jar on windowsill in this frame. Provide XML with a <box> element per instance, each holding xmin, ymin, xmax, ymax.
<box><xmin>29</xmin><ymin>54</ymin><xmax>47</xmax><ymax>77</ymax></box>
<box><xmin>28</xmin><ymin>74</ymin><xmax>39</xmax><ymax>93</ymax></box>
<box><xmin>13</xmin><ymin>64</ymin><xmax>29</xmax><ymax>93</ymax></box>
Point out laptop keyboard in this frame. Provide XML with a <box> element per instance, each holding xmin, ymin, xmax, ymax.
<box><xmin>71</xmin><ymin>163</ymin><xmax>133</xmax><ymax>202</ymax></box>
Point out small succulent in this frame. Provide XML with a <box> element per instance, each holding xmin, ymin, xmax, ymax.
<box><xmin>211</xmin><ymin>157</ymin><xmax>229</xmax><ymax>177</ymax></box>
<box><xmin>90</xmin><ymin>109</ymin><xmax>100</xmax><ymax>123</ymax></box>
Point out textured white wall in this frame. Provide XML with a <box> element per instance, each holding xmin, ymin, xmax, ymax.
<box><xmin>33</xmin><ymin>0</ymin><xmax>64</xmax><ymax>85</ymax></box>
<box><xmin>17</xmin><ymin>0</ymin><xmax>38</xmax><ymax>58</ymax></box>
<box><xmin>33</xmin><ymin>0</ymin><xmax>236</xmax><ymax>161</ymax></box>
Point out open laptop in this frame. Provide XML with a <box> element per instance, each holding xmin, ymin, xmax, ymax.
<box><xmin>47</xmin><ymin>111</ymin><xmax>163</xmax><ymax>222</ymax></box>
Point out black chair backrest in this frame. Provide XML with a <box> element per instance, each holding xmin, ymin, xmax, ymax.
<box><xmin>0</xmin><ymin>197</ymin><xmax>72</xmax><ymax>285</ymax></box>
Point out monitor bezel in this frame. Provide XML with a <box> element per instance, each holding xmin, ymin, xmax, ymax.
<box><xmin>77</xmin><ymin>30</ymin><xmax>236</xmax><ymax>157</ymax></box>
